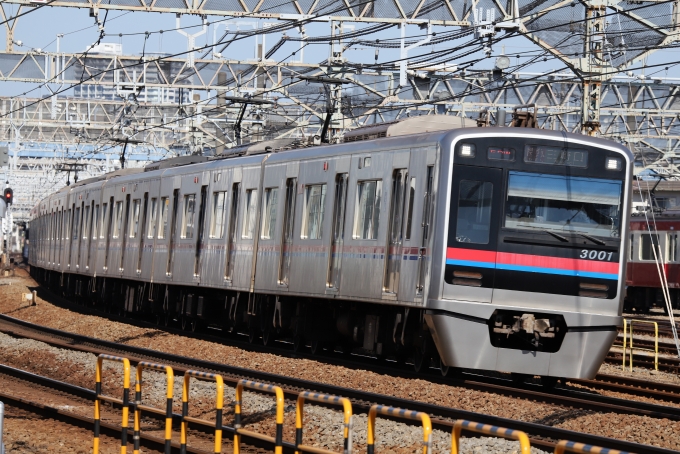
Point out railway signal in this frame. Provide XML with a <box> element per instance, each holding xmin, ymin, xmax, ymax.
<box><xmin>4</xmin><ymin>188</ymin><xmax>13</xmax><ymax>205</ymax></box>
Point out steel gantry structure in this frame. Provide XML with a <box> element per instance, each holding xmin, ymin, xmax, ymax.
<box><xmin>0</xmin><ymin>0</ymin><xmax>679</xmax><ymax>220</ymax></box>
<box><xmin>2</xmin><ymin>61</ymin><xmax>679</xmax><ymax>158</ymax></box>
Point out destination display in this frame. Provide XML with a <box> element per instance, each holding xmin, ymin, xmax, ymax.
<box><xmin>488</xmin><ymin>147</ymin><xmax>515</xmax><ymax>161</ymax></box>
<box><xmin>524</xmin><ymin>145</ymin><xmax>588</xmax><ymax>167</ymax></box>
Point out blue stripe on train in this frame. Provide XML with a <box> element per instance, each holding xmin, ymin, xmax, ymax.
<box><xmin>446</xmin><ymin>259</ymin><xmax>618</xmax><ymax>280</ymax></box>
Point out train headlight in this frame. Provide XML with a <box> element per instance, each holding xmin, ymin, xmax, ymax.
<box><xmin>458</xmin><ymin>143</ymin><xmax>476</xmax><ymax>158</ymax></box>
<box><xmin>606</xmin><ymin>157</ymin><xmax>621</xmax><ymax>170</ymax></box>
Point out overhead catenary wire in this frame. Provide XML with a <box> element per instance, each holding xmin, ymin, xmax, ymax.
<box><xmin>635</xmin><ymin>176</ymin><xmax>680</xmax><ymax>359</ymax></box>
<box><xmin>0</xmin><ymin>0</ymin><xmax>676</xmax><ymax>154</ymax></box>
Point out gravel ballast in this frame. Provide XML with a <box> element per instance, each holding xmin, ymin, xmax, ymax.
<box><xmin>0</xmin><ymin>269</ymin><xmax>677</xmax><ymax>451</ymax></box>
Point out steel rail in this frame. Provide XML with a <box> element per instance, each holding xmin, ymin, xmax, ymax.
<box><xmin>604</xmin><ymin>352</ymin><xmax>680</xmax><ymax>373</ymax></box>
<box><xmin>0</xmin><ymin>313</ymin><xmax>678</xmax><ymax>454</ymax></box>
<box><xmin>0</xmin><ymin>365</ymin><xmax>216</xmax><ymax>454</ymax></box>
<box><xmin>0</xmin><ymin>362</ymin><xmax>290</xmax><ymax>453</ymax></box>
<box><xmin>4</xmin><ymin>310</ymin><xmax>680</xmax><ymax>422</ymax></box>
<box><xmin>614</xmin><ymin>337</ymin><xmax>678</xmax><ymax>355</ymax></box>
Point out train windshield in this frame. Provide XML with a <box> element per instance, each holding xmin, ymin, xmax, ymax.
<box><xmin>504</xmin><ymin>171</ymin><xmax>622</xmax><ymax>238</ymax></box>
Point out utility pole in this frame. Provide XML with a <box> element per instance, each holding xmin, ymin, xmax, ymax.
<box><xmin>580</xmin><ymin>2</ymin><xmax>607</xmax><ymax>136</ymax></box>
<box><xmin>216</xmin><ymin>72</ymin><xmax>227</xmax><ymax>154</ymax></box>
<box><xmin>326</xmin><ymin>21</ymin><xmax>349</xmax><ymax>143</ymax></box>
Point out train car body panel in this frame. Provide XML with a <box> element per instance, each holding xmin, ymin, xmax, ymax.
<box><xmin>625</xmin><ymin>217</ymin><xmax>680</xmax><ymax>311</ymax></box>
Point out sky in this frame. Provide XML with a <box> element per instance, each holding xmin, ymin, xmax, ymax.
<box><xmin>0</xmin><ymin>3</ymin><xmax>630</xmax><ymax>99</ymax></box>
<box><xmin>0</xmin><ymin>4</ymin><xmax>678</xmax><ymax>111</ymax></box>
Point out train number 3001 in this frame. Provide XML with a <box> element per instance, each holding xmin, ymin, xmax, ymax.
<box><xmin>580</xmin><ymin>250</ymin><xmax>614</xmax><ymax>261</ymax></box>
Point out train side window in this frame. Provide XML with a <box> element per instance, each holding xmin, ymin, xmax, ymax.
<box><xmin>301</xmin><ymin>184</ymin><xmax>326</xmax><ymax>240</ymax></box>
<box><xmin>242</xmin><ymin>189</ymin><xmax>258</xmax><ymax>239</ymax></box>
<box><xmin>83</xmin><ymin>206</ymin><xmax>90</xmax><ymax>240</ymax></box>
<box><xmin>57</xmin><ymin>211</ymin><xmax>62</xmax><ymax>244</ymax></box>
<box><xmin>210</xmin><ymin>191</ymin><xmax>227</xmax><ymax>239</ymax></box>
<box><xmin>670</xmin><ymin>233</ymin><xmax>678</xmax><ymax>262</ymax></box>
<box><xmin>104</xmin><ymin>198</ymin><xmax>114</xmax><ymax>269</ymax></box>
<box><xmin>225</xmin><ymin>183</ymin><xmax>241</xmax><ymax>280</ymax></box>
<box><xmin>353</xmin><ymin>180</ymin><xmax>382</xmax><ymax>240</ymax></box>
<box><xmin>278</xmin><ymin>179</ymin><xmax>296</xmax><ymax>286</ymax></box>
<box><xmin>166</xmin><ymin>190</ymin><xmax>180</xmax><ymax>275</ymax></box>
<box><xmin>130</xmin><ymin>199</ymin><xmax>141</xmax><ymax>238</ymax></box>
<box><xmin>100</xmin><ymin>203</ymin><xmax>107</xmax><ymax>239</ymax></box>
<box><xmin>148</xmin><ymin>198</ymin><xmax>158</xmax><ymax>239</ymax></box>
<box><xmin>404</xmin><ymin>177</ymin><xmax>416</xmax><ymax>240</ymax></box>
<box><xmin>181</xmin><ymin>194</ymin><xmax>196</xmax><ymax>239</ymax></box>
<box><xmin>640</xmin><ymin>233</ymin><xmax>660</xmax><ymax>260</ymax></box>
<box><xmin>261</xmin><ymin>187</ymin><xmax>279</xmax><ymax>239</ymax></box>
<box><xmin>630</xmin><ymin>234</ymin><xmax>634</xmax><ymax>260</ymax></box>
<box><xmin>93</xmin><ymin>205</ymin><xmax>99</xmax><ymax>237</ymax></box>
<box><xmin>113</xmin><ymin>201</ymin><xmax>123</xmax><ymax>238</ymax></box>
<box><xmin>73</xmin><ymin>207</ymin><xmax>81</xmax><ymax>240</ymax></box>
<box><xmin>65</xmin><ymin>209</ymin><xmax>71</xmax><ymax>240</ymax></box>
<box><xmin>159</xmin><ymin>197</ymin><xmax>169</xmax><ymax>239</ymax></box>
<box><xmin>455</xmin><ymin>180</ymin><xmax>493</xmax><ymax>244</ymax></box>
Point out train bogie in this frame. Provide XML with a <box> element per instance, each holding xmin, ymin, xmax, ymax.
<box><xmin>29</xmin><ymin>124</ymin><xmax>633</xmax><ymax>380</ymax></box>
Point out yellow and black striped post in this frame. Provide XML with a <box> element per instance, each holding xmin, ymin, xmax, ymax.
<box><xmin>93</xmin><ymin>354</ymin><xmax>131</xmax><ymax>454</ymax></box>
<box><xmin>180</xmin><ymin>370</ymin><xmax>224</xmax><ymax>454</ymax></box>
<box><xmin>554</xmin><ymin>440</ymin><xmax>631</xmax><ymax>454</ymax></box>
<box><xmin>133</xmin><ymin>361</ymin><xmax>175</xmax><ymax>454</ymax></box>
<box><xmin>451</xmin><ymin>420</ymin><xmax>530</xmax><ymax>454</ymax></box>
<box><xmin>234</xmin><ymin>379</ymin><xmax>285</xmax><ymax>454</ymax></box>
<box><xmin>295</xmin><ymin>391</ymin><xmax>353</xmax><ymax>454</ymax></box>
<box><xmin>367</xmin><ymin>405</ymin><xmax>431</xmax><ymax>454</ymax></box>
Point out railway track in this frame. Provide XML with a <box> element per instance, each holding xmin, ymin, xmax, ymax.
<box><xmin>604</xmin><ymin>350</ymin><xmax>680</xmax><ymax>374</ymax></box>
<box><xmin>0</xmin><ymin>363</ymin><xmax>288</xmax><ymax>453</ymax></box>
<box><xmin>0</xmin><ymin>313</ymin><xmax>679</xmax><ymax>453</ymax></box>
<box><xmin>0</xmin><ymin>366</ymin><xmax>219</xmax><ymax>454</ymax></box>
<box><xmin>619</xmin><ymin>316</ymin><xmax>680</xmax><ymax>337</ymax></box>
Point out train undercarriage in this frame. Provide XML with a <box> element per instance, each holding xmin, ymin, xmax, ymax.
<box><xmin>624</xmin><ymin>286</ymin><xmax>680</xmax><ymax>314</ymax></box>
<box><xmin>31</xmin><ymin>267</ymin><xmax>443</xmax><ymax>374</ymax></box>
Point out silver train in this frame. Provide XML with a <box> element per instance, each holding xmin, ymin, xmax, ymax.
<box><xmin>28</xmin><ymin>119</ymin><xmax>633</xmax><ymax>381</ymax></box>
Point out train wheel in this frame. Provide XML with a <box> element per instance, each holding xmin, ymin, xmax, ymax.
<box><xmin>164</xmin><ymin>313</ymin><xmax>172</xmax><ymax>327</ymax></box>
<box><xmin>541</xmin><ymin>376</ymin><xmax>558</xmax><ymax>388</ymax></box>
<box><xmin>248</xmin><ymin>325</ymin><xmax>258</xmax><ymax>344</ymax></box>
<box><xmin>439</xmin><ymin>358</ymin><xmax>450</xmax><ymax>377</ymax></box>
<box><xmin>310</xmin><ymin>339</ymin><xmax>322</xmax><ymax>355</ymax></box>
<box><xmin>190</xmin><ymin>319</ymin><xmax>199</xmax><ymax>333</ymax></box>
<box><xmin>154</xmin><ymin>313</ymin><xmax>162</xmax><ymax>326</ymax></box>
<box><xmin>511</xmin><ymin>373</ymin><xmax>529</xmax><ymax>385</ymax></box>
<box><xmin>413</xmin><ymin>340</ymin><xmax>431</xmax><ymax>374</ymax></box>
<box><xmin>292</xmin><ymin>334</ymin><xmax>303</xmax><ymax>352</ymax></box>
<box><xmin>262</xmin><ymin>327</ymin><xmax>273</xmax><ymax>346</ymax></box>
<box><xmin>340</xmin><ymin>342</ymin><xmax>353</xmax><ymax>356</ymax></box>
<box><xmin>181</xmin><ymin>316</ymin><xmax>189</xmax><ymax>331</ymax></box>
<box><xmin>413</xmin><ymin>347</ymin><xmax>430</xmax><ymax>373</ymax></box>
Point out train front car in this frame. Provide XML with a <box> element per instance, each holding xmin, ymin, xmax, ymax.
<box><xmin>426</xmin><ymin>129</ymin><xmax>632</xmax><ymax>380</ymax></box>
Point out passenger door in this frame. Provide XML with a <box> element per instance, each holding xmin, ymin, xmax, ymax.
<box><xmin>443</xmin><ymin>165</ymin><xmax>503</xmax><ymax>303</ymax></box>
<box><xmin>383</xmin><ymin>168</ymin><xmax>409</xmax><ymax>297</ymax></box>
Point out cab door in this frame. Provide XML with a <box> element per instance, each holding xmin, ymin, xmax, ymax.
<box><xmin>443</xmin><ymin>165</ymin><xmax>503</xmax><ymax>303</ymax></box>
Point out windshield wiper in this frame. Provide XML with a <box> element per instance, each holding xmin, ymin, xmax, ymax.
<box><xmin>544</xmin><ymin>230</ymin><xmax>569</xmax><ymax>242</ymax></box>
<box><xmin>579</xmin><ymin>233</ymin><xmax>605</xmax><ymax>246</ymax></box>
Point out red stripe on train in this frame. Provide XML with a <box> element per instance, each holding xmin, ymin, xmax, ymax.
<box><xmin>447</xmin><ymin>247</ymin><xmax>618</xmax><ymax>273</ymax></box>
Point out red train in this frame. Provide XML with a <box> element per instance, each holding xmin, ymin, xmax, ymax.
<box><xmin>626</xmin><ymin>214</ymin><xmax>680</xmax><ymax>312</ymax></box>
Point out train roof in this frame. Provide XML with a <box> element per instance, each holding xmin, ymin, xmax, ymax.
<box><xmin>51</xmin><ymin>167</ymin><xmax>145</xmax><ymax>194</ymax></box>
<box><xmin>33</xmin><ymin>123</ymin><xmax>633</xmax><ymax>214</ymax></box>
<box><xmin>342</xmin><ymin>115</ymin><xmax>477</xmax><ymax>142</ymax></box>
